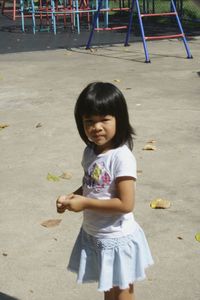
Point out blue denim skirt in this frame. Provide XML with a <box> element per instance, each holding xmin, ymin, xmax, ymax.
<box><xmin>67</xmin><ymin>225</ymin><xmax>153</xmax><ymax>292</ymax></box>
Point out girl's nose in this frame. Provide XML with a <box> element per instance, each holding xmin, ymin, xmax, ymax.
<box><xmin>93</xmin><ymin>122</ymin><xmax>102</xmax><ymax>131</ymax></box>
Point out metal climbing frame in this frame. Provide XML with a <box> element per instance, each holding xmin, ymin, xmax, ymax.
<box><xmin>86</xmin><ymin>0</ymin><xmax>130</xmax><ymax>49</ymax></box>
<box><xmin>125</xmin><ymin>0</ymin><xmax>193</xmax><ymax>62</ymax></box>
<box><xmin>19</xmin><ymin>0</ymin><xmax>96</xmax><ymax>34</ymax></box>
<box><xmin>86</xmin><ymin>0</ymin><xmax>193</xmax><ymax>62</ymax></box>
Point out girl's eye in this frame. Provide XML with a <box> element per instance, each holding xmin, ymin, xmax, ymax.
<box><xmin>103</xmin><ymin>118</ymin><xmax>111</xmax><ymax>122</ymax></box>
<box><xmin>84</xmin><ymin>120</ymin><xmax>93</xmax><ymax>126</ymax></box>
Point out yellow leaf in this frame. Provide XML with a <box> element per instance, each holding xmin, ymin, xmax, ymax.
<box><xmin>150</xmin><ymin>198</ymin><xmax>171</xmax><ymax>209</ymax></box>
<box><xmin>114</xmin><ymin>79</ymin><xmax>121</xmax><ymax>83</ymax></box>
<box><xmin>47</xmin><ymin>173</ymin><xmax>60</xmax><ymax>182</ymax></box>
<box><xmin>195</xmin><ymin>232</ymin><xmax>200</xmax><ymax>242</ymax></box>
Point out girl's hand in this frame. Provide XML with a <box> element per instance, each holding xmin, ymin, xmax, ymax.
<box><xmin>56</xmin><ymin>194</ymin><xmax>71</xmax><ymax>214</ymax></box>
<box><xmin>56</xmin><ymin>194</ymin><xmax>87</xmax><ymax>213</ymax></box>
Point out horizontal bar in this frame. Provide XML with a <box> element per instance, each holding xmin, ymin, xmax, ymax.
<box><xmin>29</xmin><ymin>8</ymin><xmax>98</xmax><ymax>14</ymax></box>
<box><xmin>95</xmin><ymin>26</ymin><xmax>127</xmax><ymax>31</ymax></box>
<box><xmin>145</xmin><ymin>33</ymin><xmax>184</xmax><ymax>40</ymax></box>
<box><xmin>141</xmin><ymin>12</ymin><xmax>176</xmax><ymax>17</ymax></box>
<box><xmin>99</xmin><ymin>7</ymin><xmax>130</xmax><ymax>12</ymax></box>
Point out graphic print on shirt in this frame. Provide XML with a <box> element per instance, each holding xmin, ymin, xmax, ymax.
<box><xmin>83</xmin><ymin>162</ymin><xmax>111</xmax><ymax>192</ymax></box>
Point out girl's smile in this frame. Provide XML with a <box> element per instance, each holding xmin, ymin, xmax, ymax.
<box><xmin>83</xmin><ymin>115</ymin><xmax>116</xmax><ymax>153</ymax></box>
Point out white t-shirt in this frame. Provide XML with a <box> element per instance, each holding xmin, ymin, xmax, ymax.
<box><xmin>82</xmin><ymin>144</ymin><xmax>137</xmax><ymax>238</ymax></box>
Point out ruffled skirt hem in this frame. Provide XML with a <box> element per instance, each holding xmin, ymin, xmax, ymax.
<box><xmin>67</xmin><ymin>225</ymin><xmax>154</xmax><ymax>292</ymax></box>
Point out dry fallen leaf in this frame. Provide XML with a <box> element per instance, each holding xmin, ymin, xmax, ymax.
<box><xmin>147</xmin><ymin>139</ymin><xmax>156</xmax><ymax>144</ymax></box>
<box><xmin>0</xmin><ymin>123</ymin><xmax>9</xmax><ymax>130</ymax></box>
<box><xmin>59</xmin><ymin>172</ymin><xmax>72</xmax><ymax>180</ymax></box>
<box><xmin>143</xmin><ymin>143</ymin><xmax>157</xmax><ymax>151</ymax></box>
<box><xmin>41</xmin><ymin>219</ymin><xmax>62</xmax><ymax>228</ymax></box>
<box><xmin>36</xmin><ymin>122</ymin><xmax>42</xmax><ymax>128</ymax></box>
<box><xmin>47</xmin><ymin>173</ymin><xmax>60</xmax><ymax>182</ymax></box>
<box><xmin>195</xmin><ymin>232</ymin><xmax>200</xmax><ymax>242</ymax></box>
<box><xmin>89</xmin><ymin>48</ymin><xmax>97</xmax><ymax>53</ymax></box>
<box><xmin>150</xmin><ymin>198</ymin><xmax>171</xmax><ymax>209</ymax></box>
<box><xmin>114</xmin><ymin>79</ymin><xmax>121</xmax><ymax>83</ymax></box>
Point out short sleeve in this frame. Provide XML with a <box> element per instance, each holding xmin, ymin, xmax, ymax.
<box><xmin>113</xmin><ymin>146</ymin><xmax>137</xmax><ymax>180</ymax></box>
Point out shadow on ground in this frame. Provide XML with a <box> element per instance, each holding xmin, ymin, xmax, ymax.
<box><xmin>0</xmin><ymin>292</ymin><xmax>20</xmax><ymax>300</ymax></box>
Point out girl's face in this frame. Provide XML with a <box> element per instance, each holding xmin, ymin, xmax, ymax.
<box><xmin>83</xmin><ymin>115</ymin><xmax>116</xmax><ymax>153</ymax></box>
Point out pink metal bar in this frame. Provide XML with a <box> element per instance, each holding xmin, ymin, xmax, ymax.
<box><xmin>141</xmin><ymin>12</ymin><xmax>176</xmax><ymax>17</ymax></box>
<box><xmin>145</xmin><ymin>33</ymin><xmax>184</xmax><ymax>40</ymax></box>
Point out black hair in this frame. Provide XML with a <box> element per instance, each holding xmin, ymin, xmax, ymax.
<box><xmin>74</xmin><ymin>82</ymin><xmax>136</xmax><ymax>150</ymax></box>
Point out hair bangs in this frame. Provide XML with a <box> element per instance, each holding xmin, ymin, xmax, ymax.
<box><xmin>84</xmin><ymin>97</ymin><xmax>117</xmax><ymax>118</ymax></box>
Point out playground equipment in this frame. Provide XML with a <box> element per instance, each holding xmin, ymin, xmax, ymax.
<box><xmin>18</xmin><ymin>0</ymin><xmax>96</xmax><ymax>34</ymax></box>
<box><xmin>86</xmin><ymin>0</ymin><xmax>193</xmax><ymax>62</ymax></box>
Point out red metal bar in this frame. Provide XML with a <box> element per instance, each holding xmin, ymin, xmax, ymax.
<box><xmin>145</xmin><ymin>33</ymin><xmax>184</xmax><ymax>40</ymax></box>
<box><xmin>141</xmin><ymin>12</ymin><xmax>176</xmax><ymax>17</ymax></box>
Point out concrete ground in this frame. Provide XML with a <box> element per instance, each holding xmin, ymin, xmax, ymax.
<box><xmin>0</xmin><ymin>19</ymin><xmax>200</xmax><ymax>300</ymax></box>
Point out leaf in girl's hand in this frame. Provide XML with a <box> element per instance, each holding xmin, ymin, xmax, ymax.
<box><xmin>47</xmin><ymin>173</ymin><xmax>60</xmax><ymax>182</ymax></box>
<box><xmin>41</xmin><ymin>219</ymin><xmax>62</xmax><ymax>228</ymax></box>
<box><xmin>150</xmin><ymin>198</ymin><xmax>171</xmax><ymax>209</ymax></box>
<box><xmin>195</xmin><ymin>232</ymin><xmax>200</xmax><ymax>242</ymax></box>
<box><xmin>59</xmin><ymin>172</ymin><xmax>72</xmax><ymax>180</ymax></box>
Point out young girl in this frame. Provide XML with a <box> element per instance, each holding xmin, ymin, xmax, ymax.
<box><xmin>56</xmin><ymin>82</ymin><xmax>153</xmax><ymax>300</ymax></box>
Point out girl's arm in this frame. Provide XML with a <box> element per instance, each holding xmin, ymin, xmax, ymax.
<box><xmin>56</xmin><ymin>177</ymin><xmax>135</xmax><ymax>214</ymax></box>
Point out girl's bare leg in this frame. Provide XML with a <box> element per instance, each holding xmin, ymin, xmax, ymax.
<box><xmin>104</xmin><ymin>287</ymin><xmax>115</xmax><ymax>300</ymax></box>
<box><xmin>104</xmin><ymin>285</ymin><xmax>135</xmax><ymax>300</ymax></box>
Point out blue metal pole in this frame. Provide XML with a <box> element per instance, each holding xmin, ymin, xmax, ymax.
<box><xmin>135</xmin><ymin>0</ymin><xmax>150</xmax><ymax>62</ymax></box>
<box><xmin>86</xmin><ymin>0</ymin><xmax>103</xmax><ymax>49</ymax></box>
<box><xmin>104</xmin><ymin>0</ymin><xmax>109</xmax><ymax>28</ymax></box>
<box><xmin>51</xmin><ymin>0</ymin><xmax>56</xmax><ymax>34</ymax></box>
<box><xmin>20</xmin><ymin>0</ymin><xmax>25</xmax><ymax>32</ymax></box>
<box><xmin>124</xmin><ymin>0</ymin><xmax>135</xmax><ymax>46</ymax></box>
<box><xmin>30</xmin><ymin>0</ymin><xmax>36</xmax><ymax>34</ymax></box>
<box><xmin>171</xmin><ymin>0</ymin><xmax>193</xmax><ymax>58</ymax></box>
<box><xmin>75</xmin><ymin>0</ymin><xmax>80</xmax><ymax>34</ymax></box>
